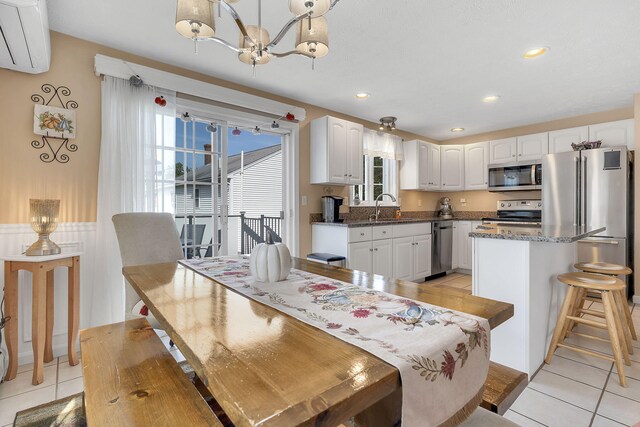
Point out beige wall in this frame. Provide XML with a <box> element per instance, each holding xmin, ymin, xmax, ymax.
<box><xmin>0</xmin><ymin>32</ymin><xmax>435</xmax><ymax>256</ymax></box>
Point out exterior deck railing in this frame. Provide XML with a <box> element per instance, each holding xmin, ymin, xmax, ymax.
<box><xmin>176</xmin><ymin>212</ymin><xmax>284</xmax><ymax>257</ymax></box>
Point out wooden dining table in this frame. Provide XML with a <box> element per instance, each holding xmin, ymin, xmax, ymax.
<box><xmin>123</xmin><ymin>258</ymin><xmax>513</xmax><ymax>427</ymax></box>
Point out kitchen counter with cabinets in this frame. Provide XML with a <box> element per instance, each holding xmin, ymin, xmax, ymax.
<box><xmin>471</xmin><ymin>224</ymin><xmax>607</xmax><ymax>378</ymax></box>
<box><xmin>311</xmin><ymin>213</ymin><xmax>488</xmax><ymax>228</ymax></box>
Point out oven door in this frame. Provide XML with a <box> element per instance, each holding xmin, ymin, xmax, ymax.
<box><xmin>488</xmin><ymin>162</ymin><xmax>542</xmax><ymax>191</ymax></box>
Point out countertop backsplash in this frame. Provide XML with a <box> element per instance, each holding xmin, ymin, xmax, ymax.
<box><xmin>310</xmin><ymin>207</ymin><xmax>496</xmax><ymax>223</ymax></box>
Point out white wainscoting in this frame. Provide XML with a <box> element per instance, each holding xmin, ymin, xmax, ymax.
<box><xmin>0</xmin><ymin>223</ymin><xmax>97</xmax><ymax>366</ymax></box>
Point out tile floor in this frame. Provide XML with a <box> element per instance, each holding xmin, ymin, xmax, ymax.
<box><xmin>0</xmin><ymin>330</ymin><xmax>184</xmax><ymax>426</ymax></box>
<box><xmin>1</xmin><ymin>277</ymin><xmax>638</xmax><ymax>427</ymax></box>
<box><xmin>421</xmin><ymin>273</ymin><xmax>640</xmax><ymax>427</ymax></box>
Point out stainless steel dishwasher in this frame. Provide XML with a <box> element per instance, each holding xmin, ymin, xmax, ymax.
<box><xmin>431</xmin><ymin>221</ymin><xmax>453</xmax><ymax>276</ymax></box>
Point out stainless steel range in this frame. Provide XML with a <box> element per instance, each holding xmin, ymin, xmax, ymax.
<box><xmin>482</xmin><ymin>199</ymin><xmax>542</xmax><ymax>225</ymax></box>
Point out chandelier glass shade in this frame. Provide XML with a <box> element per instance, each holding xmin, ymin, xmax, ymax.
<box><xmin>295</xmin><ymin>16</ymin><xmax>328</xmax><ymax>57</ymax></box>
<box><xmin>175</xmin><ymin>0</ymin><xmax>340</xmax><ymax>67</ymax></box>
<box><xmin>176</xmin><ymin>0</ymin><xmax>216</xmax><ymax>38</ymax></box>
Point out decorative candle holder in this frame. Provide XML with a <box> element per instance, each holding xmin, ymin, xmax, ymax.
<box><xmin>25</xmin><ymin>199</ymin><xmax>61</xmax><ymax>256</ymax></box>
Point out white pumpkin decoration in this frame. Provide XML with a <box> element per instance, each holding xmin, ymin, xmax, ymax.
<box><xmin>249</xmin><ymin>232</ymin><xmax>292</xmax><ymax>282</ymax></box>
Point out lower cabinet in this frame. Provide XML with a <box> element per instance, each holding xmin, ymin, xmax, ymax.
<box><xmin>452</xmin><ymin>221</ymin><xmax>481</xmax><ymax>271</ymax></box>
<box><xmin>392</xmin><ymin>234</ymin><xmax>432</xmax><ymax>281</ymax></box>
<box><xmin>312</xmin><ymin>223</ymin><xmax>432</xmax><ymax>281</ymax></box>
<box><xmin>348</xmin><ymin>239</ymin><xmax>393</xmax><ymax>277</ymax></box>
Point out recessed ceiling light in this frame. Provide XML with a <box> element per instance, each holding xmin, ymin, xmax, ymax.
<box><xmin>451</xmin><ymin>127</ymin><xmax>465</xmax><ymax>132</ymax></box>
<box><xmin>523</xmin><ymin>47</ymin><xmax>549</xmax><ymax>59</ymax></box>
<box><xmin>483</xmin><ymin>95</ymin><xmax>500</xmax><ymax>103</ymax></box>
<box><xmin>355</xmin><ymin>92</ymin><xmax>370</xmax><ymax>99</ymax></box>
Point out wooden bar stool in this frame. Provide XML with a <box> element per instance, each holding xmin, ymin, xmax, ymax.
<box><xmin>545</xmin><ymin>272</ymin><xmax>629</xmax><ymax>387</ymax></box>
<box><xmin>573</xmin><ymin>262</ymin><xmax>636</xmax><ymax>346</ymax></box>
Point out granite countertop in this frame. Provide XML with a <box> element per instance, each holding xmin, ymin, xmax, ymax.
<box><xmin>469</xmin><ymin>224</ymin><xmax>606</xmax><ymax>243</ymax></box>
<box><xmin>312</xmin><ymin>215</ymin><xmax>487</xmax><ymax>228</ymax></box>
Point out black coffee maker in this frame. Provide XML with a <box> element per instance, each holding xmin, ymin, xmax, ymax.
<box><xmin>322</xmin><ymin>196</ymin><xmax>344</xmax><ymax>222</ymax></box>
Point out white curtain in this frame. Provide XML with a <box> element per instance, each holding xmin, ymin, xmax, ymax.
<box><xmin>363</xmin><ymin>129</ymin><xmax>404</xmax><ymax>160</ymax></box>
<box><xmin>90</xmin><ymin>76</ymin><xmax>176</xmax><ymax>326</ymax></box>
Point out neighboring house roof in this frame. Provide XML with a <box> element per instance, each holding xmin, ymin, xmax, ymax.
<box><xmin>177</xmin><ymin>145</ymin><xmax>281</xmax><ymax>182</ymax></box>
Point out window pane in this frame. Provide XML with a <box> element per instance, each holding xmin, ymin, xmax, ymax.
<box><xmin>373</xmin><ymin>156</ymin><xmax>383</xmax><ymax>167</ymax></box>
<box><xmin>175</xmin><ymin>151</ymin><xmax>185</xmax><ymax>180</ymax></box>
<box><xmin>373</xmin><ymin>166</ymin><xmax>383</xmax><ymax>184</ymax></box>
<box><xmin>373</xmin><ymin>184</ymin><xmax>383</xmax><ymax>201</ymax></box>
<box><xmin>176</xmin><ymin>119</ymin><xmax>185</xmax><ymax>148</ymax></box>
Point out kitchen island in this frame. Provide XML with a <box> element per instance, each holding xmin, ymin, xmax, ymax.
<box><xmin>470</xmin><ymin>224</ymin><xmax>606</xmax><ymax>378</ymax></box>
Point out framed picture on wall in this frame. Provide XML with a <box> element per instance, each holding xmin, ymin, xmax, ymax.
<box><xmin>33</xmin><ymin>104</ymin><xmax>76</xmax><ymax>139</ymax></box>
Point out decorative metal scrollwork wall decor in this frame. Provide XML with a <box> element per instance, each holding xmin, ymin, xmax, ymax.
<box><xmin>30</xmin><ymin>84</ymin><xmax>79</xmax><ymax>164</ymax></box>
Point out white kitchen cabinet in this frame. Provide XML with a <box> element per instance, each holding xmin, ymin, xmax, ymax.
<box><xmin>312</xmin><ymin>223</ymin><xmax>430</xmax><ymax>280</ymax></box>
<box><xmin>400</xmin><ymin>140</ymin><xmax>440</xmax><ymax>191</ymax></box>
<box><xmin>373</xmin><ymin>239</ymin><xmax>393</xmax><ymax>277</ymax></box>
<box><xmin>441</xmin><ymin>145</ymin><xmax>464</xmax><ymax>191</ymax></box>
<box><xmin>413</xmin><ymin>235</ymin><xmax>432</xmax><ymax>279</ymax></box>
<box><xmin>517</xmin><ymin>133</ymin><xmax>548</xmax><ymax>162</ymax></box>
<box><xmin>452</xmin><ymin>221</ymin><xmax>481</xmax><ymax>271</ymax></box>
<box><xmin>310</xmin><ymin>116</ymin><xmax>364</xmax><ymax>185</ymax></box>
<box><xmin>489</xmin><ymin>138</ymin><xmax>517</xmax><ymax>164</ymax></box>
<box><xmin>589</xmin><ymin>119</ymin><xmax>635</xmax><ymax>150</ymax></box>
<box><xmin>456</xmin><ymin>221</ymin><xmax>472</xmax><ymax>270</ymax></box>
<box><xmin>464</xmin><ymin>142</ymin><xmax>489</xmax><ymax>190</ymax></box>
<box><xmin>548</xmin><ymin>126</ymin><xmax>588</xmax><ymax>154</ymax></box>
<box><xmin>392</xmin><ymin>236</ymin><xmax>414</xmax><ymax>280</ymax></box>
<box><xmin>392</xmin><ymin>234</ymin><xmax>431</xmax><ymax>281</ymax></box>
<box><xmin>348</xmin><ymin>241</ymin><xmax>373</xmax><ymax>273</ymax></box>
<box><xmin>427</xmin><ymin>144</ymin><xmax>441</xmax><ymax>190</ymax></box>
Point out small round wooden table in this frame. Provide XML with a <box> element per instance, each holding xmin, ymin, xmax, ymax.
<box><xmin>2</xmin><ymin>252</ymin><xmax>81</xmax><ymax>385</ymax></box>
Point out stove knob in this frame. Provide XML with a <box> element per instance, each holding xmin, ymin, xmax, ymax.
<box><xmin>507</xmin><ymin>203</ymin><xmax>512</xmax><ymax>207</ymax></box>
<box><xmin>500</xmin><ymin>203</ymin><xmax>505</xmax><ymax>208</ymax></box>
<box><xmin>537</xmin><ymin>202</ymin><xmax>542</xmax><ymax>207</ymax></box>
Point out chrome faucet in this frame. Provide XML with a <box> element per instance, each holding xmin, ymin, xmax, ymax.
<box><xmin>373</xmin><ymin>193</ymin><xmax>397</xmax><ymax>222</ymax></box>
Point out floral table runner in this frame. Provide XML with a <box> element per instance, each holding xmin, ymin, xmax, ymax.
<box><xmin>182</xmin><ymin>257</ymin><xmax>490</xmax><ymax>427</ymax></box>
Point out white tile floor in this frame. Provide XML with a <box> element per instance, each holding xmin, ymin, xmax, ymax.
<box><xmin>504</xmin><ymin>301</ymin><xmax>640</xmax><ymax>427</ymax></box>
<box><xmin>0</xmin><ymin>330</ymin><xmax>184</xmax><ymax>426</ymax></box>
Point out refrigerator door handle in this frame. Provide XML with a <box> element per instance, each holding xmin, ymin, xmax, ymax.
<box><xmin>582</xmin><ymin>156</ymin><xmax>588</xmax><ymax>227</ymax></box>
<box><xmin>574</xmin><ymin>156</ymin><xmax>580</xmax><ymax>226</ymax></box>
<box><xmin>530</xmin><ymin>165</ymin><xmax>536</xmax><ymax>185</ymax></box>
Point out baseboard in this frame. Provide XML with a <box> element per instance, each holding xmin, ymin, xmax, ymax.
<box><xmin>633</xmin><ymin>295</ymin><xmax>640</xmax><ymax>304</ymax></box>
<box><xmin>17</xmin><ymin>343</ymin><xmax>80</xmax><ymax>367</ymax></box>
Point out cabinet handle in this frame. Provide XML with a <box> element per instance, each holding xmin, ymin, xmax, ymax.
<box><xmin>370</xmin><ymin>248</ymin><xmax>373</xmax><ymax>252</ymax></box>
<box><xmin>382</xmin><ymin>231</ymin><xmax>386</xmax><ymax>234</ymax></box>
<box><xmin>360</xmin><ymin>232</ymin><xmax>365</xmax><ymax>236</ymax></box>
<box><xmin>512</xmin><ymin>154</ymin><xmax>516</xmax><ymax>157</ymax></box>
<box><xmin>349</xmin><ymin>174</ymin><xmax>353</xmax><ymax>177</ymax></box>
<box><xmin>374</xmin><ymin>248</ymin><xmax>378</xmax><ymax>251</ymax></box>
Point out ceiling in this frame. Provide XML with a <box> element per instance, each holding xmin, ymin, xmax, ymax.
<box><xmin>47</xmin><ymin>0</ymin><xmax>640</xmax><ymax>140</ymax></box>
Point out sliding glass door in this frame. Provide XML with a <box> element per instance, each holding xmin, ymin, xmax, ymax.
<box><xmin>172</xmin><ymin>117</ymin><xmax>229</xmax><ymax>258</ymax></box>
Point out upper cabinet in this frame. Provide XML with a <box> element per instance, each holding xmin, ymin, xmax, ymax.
<box><xmin>310</xmin><ymin>116</ymin><xmax>364</xmax><ymax>185</ymax></box>
<box><xmin>400</xmin><ymin>140</ymin><xmax>440</xmax><ymax>191</ymax></box>
<box><xmin>548</xmin><ymin>120</ymin><xmax>635</xmax><ymax>154</ymax></box>
<box><xmin>464</xmin><ymin>141</ymin><xmax>489</xmax><ymax>190</ymax></box>
<box><xmin>441</xmin><ymin>145</ymin><xmax>465</xmax><ymax>191</ymax></box>
<box><xmin>517</xmin><ymin>132</ymin><xmax>549</xmax><ymax>162</ymax></box>
<box><xmin>548</xmin><ymin>126</ymin><xmax>589</xmax><ymax>154</ymax></box>
<box><xmin>589</xmin><ymin>119</ymin><xmax>635</xmax><ymax>150</ymax></box>
<box><xmin>489</xmin><ymin>138</ymin><xmax>517</xmax><ymax>164</ymax></box>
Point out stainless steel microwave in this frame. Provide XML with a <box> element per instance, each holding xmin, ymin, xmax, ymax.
<box><xmin>488</xmin><ymin>162</ymin><xmax>542</xmax><ymax>192</ymax></box>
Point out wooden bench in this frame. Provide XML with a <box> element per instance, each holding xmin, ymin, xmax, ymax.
<box><xmin>481</xmin><ymin>362</ymin><xmax>528</xmax><ymax>415</ymax></box>
<box><xmin>80</xmin><ymin>318</ymin><xmax>222</xmax><ymax>427</ymax></box>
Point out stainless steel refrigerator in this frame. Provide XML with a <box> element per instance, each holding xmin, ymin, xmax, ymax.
<box><xmin>542</xmin><ymin>147</ymin><xmax>634</xmax><ymax>290</ymax></box>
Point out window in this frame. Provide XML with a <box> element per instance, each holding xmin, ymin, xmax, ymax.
<box><xmin>352</xmin><ymin>156</ymin><xmax>399</xmax><ymax>205</ymax></box>
<box><xmin>195</xmin><ymin>188</ymin><xmax>200</xmax><ymax>208</ymax></box>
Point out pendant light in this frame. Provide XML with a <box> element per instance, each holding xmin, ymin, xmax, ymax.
<box><xmin>295</xmin><ymin>16</ymin><xmax>329</xmax><ymax>57</ymax></box>
<box><xmin>289</xmin><ymin>0</ymin><xmax>331</xmax><ymax>16</ymax></box>
<box><xmin>175</xmin><ymin>0</ymin><xmax>215</xmax><ymax>39</ymax></box>
<box><xmin>238</xmin><ymin>25</ymin><xmax>271</xmax><ymax>65</ymax></box>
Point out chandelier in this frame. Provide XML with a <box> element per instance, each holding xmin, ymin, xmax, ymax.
<box><xmin>175</xmin><ymin>0</ymin><xmax>340</xmax><ymax>69</ymax></box>
<box><xmin>379</xmin><ymin>116</ymin><xmax>397</xmax><ymax>132</ymax></box>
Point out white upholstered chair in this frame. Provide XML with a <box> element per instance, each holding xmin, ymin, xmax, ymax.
<box><xmin>112</xmin><ymin>212</ymin><xmax>184</xmax><ymax>329</ymax></box>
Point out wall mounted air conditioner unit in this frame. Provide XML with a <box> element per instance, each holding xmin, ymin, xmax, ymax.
<box><xmin>0</xmin><ymin>0</ymin><xmax>50</xmax><ymax>73</ymax></box>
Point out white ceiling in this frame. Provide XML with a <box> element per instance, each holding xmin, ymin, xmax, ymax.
<box><xmin>47</xmin><ymin>0</ymin><xmax>640</xmax><ymax>140</ymax></box>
